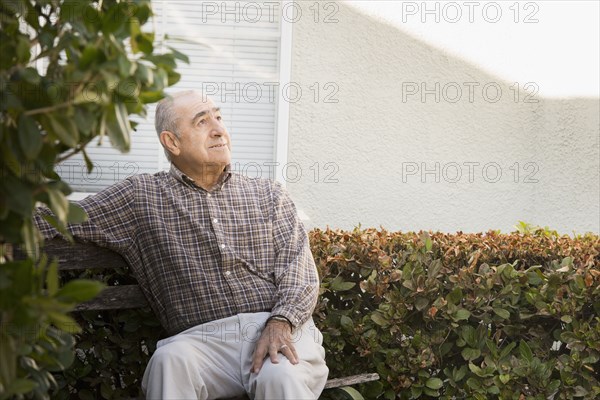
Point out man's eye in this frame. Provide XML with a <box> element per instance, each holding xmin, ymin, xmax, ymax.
<box><xmin>216</xmin><ymin>116</ymin><xmax>222</xmax><ymax>121</ymax></box>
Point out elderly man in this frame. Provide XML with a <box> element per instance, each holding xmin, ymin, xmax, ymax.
<box><xmin>35</xmin><ymin>90</ymin><xmax>328</xmax><ymax>399</ymax></box>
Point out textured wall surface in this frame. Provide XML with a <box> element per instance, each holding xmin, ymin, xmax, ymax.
<box><xmin>286</xmin><ymin>1</ymin><xmax>599</xmax><ymax>234</ymax></box>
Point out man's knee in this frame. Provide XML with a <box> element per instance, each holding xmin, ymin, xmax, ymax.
<box><xmin>254</xmin><ymin>356</ymin><xmax>326</xmax><ymax>391</ymax></box>
<box><xmin>148</xmin><ymin>340</ymin><xmax>197</xmax><ymax>371</ymax></box>
<box><xmin>255</xmin><ymin>359</ymin><xmax>298</xmax><ymax>386</ymax></box>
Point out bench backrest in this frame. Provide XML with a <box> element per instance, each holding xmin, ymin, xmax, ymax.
<box><xmin>43</xmin><ymin>239</ymin><xmax>147</xmax><ymax>310</ymax></box>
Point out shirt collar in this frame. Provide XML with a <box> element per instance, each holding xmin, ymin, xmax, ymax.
<box><xmin>169</xmin><ymin>163</ymin><xmax>232</xmax><ymax>192</ymax></box>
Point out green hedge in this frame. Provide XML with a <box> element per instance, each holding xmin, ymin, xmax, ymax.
<box><xmin>54</xmin><ymin>226</ymin><xmax>599</xmax><ymax>399</ymax></box>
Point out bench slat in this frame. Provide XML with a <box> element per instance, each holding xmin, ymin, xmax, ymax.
<box><xmin>45</xmin><ymin>239</ymin><xmax>129</xmax><ymax>271</ymax></box>
<box><xmin>324</xmin><ymin>373</ymin><xmax>380</xmax><ymax>389</ymax></box>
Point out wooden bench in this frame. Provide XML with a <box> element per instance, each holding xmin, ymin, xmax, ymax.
<box><xmin>43</xmin><ymin>239</ymin><xmax>379</xmax><ymax>397</ymax></box>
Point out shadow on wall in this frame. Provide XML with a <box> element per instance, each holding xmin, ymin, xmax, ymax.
<box><xmin>287</xmin><ymin>1</ymin><xmax>599</xmax><ymax>235</ymax></box>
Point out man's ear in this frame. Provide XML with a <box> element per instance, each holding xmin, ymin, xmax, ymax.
<box><xmin>160</xmin><ymin>131</ymin><xmax>180</xmax><ymax>157</ymax></box>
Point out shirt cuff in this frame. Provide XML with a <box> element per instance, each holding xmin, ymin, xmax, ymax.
<box><xmin>269</xmin><ymin>307</ymin><xmax>307</xmax><ymax>329</ymax></box>
<box><xmin>266</xmin><ymin>315</ymin><xmax>293</xmax><ymax>330</ymax></box>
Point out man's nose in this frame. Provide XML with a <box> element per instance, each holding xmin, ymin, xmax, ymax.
<box><xmin>209</xmin><ymin>120</ymin><xmax>226</xmax><ymax>136</ymax></box>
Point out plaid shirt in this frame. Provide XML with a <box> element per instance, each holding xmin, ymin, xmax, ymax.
<box><xmin>35</xmin><ymin>164</ymin><xmax>319</xmax><ymax>336</ymax></box>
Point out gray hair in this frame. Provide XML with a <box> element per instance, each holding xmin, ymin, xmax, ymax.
<box><xmin>155</xmin><ymin>90</ymin><xmax>196</xmax><ymax>161</ymax></box>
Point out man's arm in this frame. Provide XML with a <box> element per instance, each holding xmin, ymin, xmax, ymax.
<box><xmin>34</xmin><ymin>177</ymin><xmax>137</xmax><ymax>253</ymax></box>
<box><xmin>268</xmin><ymin>182</ymin><xmax>319</xmax><ymax>328</ymax></box>
<box><xmin>251</xmin><ymin>181</ymin><xmax>320</xmax><ymax>372</ymax></box>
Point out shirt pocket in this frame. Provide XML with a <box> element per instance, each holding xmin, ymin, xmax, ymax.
<box><xmin>238</xmin><ymin>257</ymin><xmax>275</xmax><ymax>284</ymax></box>
<box><xmin>232</xmin><ymin>222</ymin><xmax>275</xmax><ymax>283</ymax></box>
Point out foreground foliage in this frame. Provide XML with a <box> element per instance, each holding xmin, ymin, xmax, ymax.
<box><xmin>0</xmin><ymin>1</ymin><xmax>184</xmax><ymax>398</ymax></box>
<box><xmin>52</xmin><ymin>226</ymin><xmax>598</xmax><ymax>399</ymax></box>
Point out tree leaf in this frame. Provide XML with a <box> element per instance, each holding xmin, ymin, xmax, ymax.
<box><xmin>425</xmin><ymin>237</ymin><xmax>432</xmax><ymax>252</ymax></box>
<box><xmin>6</xmin><ymin>378</ymin><xmax>38</xmax><ymax>395</ymax></box>
<box><xmin>0</xmin><ymin>333</ymin><xmax>17</xmax><ymax>384</ymax></box>
<box><xmin>67</xmin><ymin>202</ymin><xmax>88</xmax><ymax>224</ymax></box>
<box><xmin>499</xmin><ymin>342</ymin><xmax>517</xmax><ymax>359</ymax></box>
<box><xmin>41</xmin><ymin>213</ymin><xmax>72</xmax><ymax>241</ymax></box>
<box><xmin>427</xmin><ymin>258</ymin><xmax>442</xmax><ymax>279</ymax></box>
<box><xmin>136</xmin><ymin>33</ymin><xmax>154</xmax><ymax>54</ymax></box>
<box><xmin>18</xmin><ymin>114</ymin><xmax>43</xmax><ymax>160</ymax></box>
<box><xmin>167</xmin><ymin>45</ymin><xmax>190</xmax><ymax>63</ymax></box>
<box><xmin>81</xmin><ymin>148</ymin><xmax>94</xmax><ymax>173</ymax></box>
<box><xmin>560</xmin><ymin>315</ymin><xmax>572</xmax><ymax>324</ymax></box>
<box><xmin>3</xmin><ymin>174</ymin><xmax>34</xmax><ymax>216</ymax></box>
<box><xmin>135</xmin><ymin>63</ymin><xmax>154</xmax><ymax>85</ymax></box>
<box><xmin>139</xmin><ymin>90</ymin><xmax>164</xmax><ymax>103</ymax></box>
<box><xmin>167</xmin><ymin>70</ymin><xmax>181</xmax><ymax>86</ymax></box>
<box><xmin>102</xmin><ymin>4</ymin><xmax>125</xmax><ymax>33</ymax></box>
<box><xmin>105</xmin><ymin>103</ymin><xmax>131</xmax><ymax>152</ymax></box>
<box><xmin>493</xmin><ymin>307</ymin><xmax>510</xmax><ymax>320</ymax></box>
<box><xmin>454</xmin><ymin>309</ymin><xmax>471</xmax><ymax>321</ymax></box>
<box><xmin>19</xmin><ymin>66</ymin><xmax>40</xmax><ymax>84</ymax></box>
<box><xmin>117</xmin><ymin>55</ymin><xmax>133</xmax><ymax>77</ymax></box>
<box><xmin>47</xmin><ymin>311</ymin><xmax>81</xmax><ymax>334</ymax></box>
<box><xmin>46</xmin><ymin>259</ymin><xmax>59</xmax><ymax>296</ymax></box>
<box><xmin>370</xmin><ymin>312</ymin><xmax>388</xmax><ymax>327</ymax></box>
<box><xmin>415</xmin><ymin>296</ymin><xmax>429</xmax><ymax>311</ymax></box>
<box><xmin>453</xmin><ymin>365</ymin><xmax>467</xmax><ymax>382</ymax></box>
<box><xmin>129</xmin><ymin>17</ymin><xmax>142</xmax><ymax>54</ymax></box>
<box><xmin>2</xmin><ymin>0</ymin><xmax>28</xmax><ymax>18</ymax></box>
<box><xmin>43</xmin><ymin>114</ymin><xmax>79</xmax><ymax>148</ymax></box>
<box><xmin>461</xmin><ymin>347</ymin><xmax>481</xmax><ymax>361</ymax></box>
<box><xmin>16</xmin><ymin>35</ymin><xmax>31</xmax><ymax>63</ymax></box>
<box><xmin>340</xmin><ymin>315</ymin><xmax>353</xmax><ymax>331</ymax></box>
<box><xmin>336</xmin><ymin>386</ymin><xmax>365</xmax><ymax>400</ymax></box>
<box><xmin>487</xmin><ymin>385</ymin><xmax>500</xmax><ymax>395</ymax></box>
<box><xmin>425</xmin><ymin>377</ymin><xmax>443</xmax><ymax>390</ymax></box>
<box><xmin>21</xmin><ymin>219</ymin><xmax>38</xmax><ymax>259</ymax></box>
<box><xmin>573</xmin><ymin>386</ymin><xmax>589</xmax><ymax>397</ymax></box>
<box><xmin>446</xmin><ymin>287</ymin><xmax>463</xmax><ymax>305</ymax></box>
<box><xmin>55</xmin><ymin>280</ymin><xmax>105</xmax><ymax>303</ymax></box>
<box><xmin>47</xmin><ymin>188</ymin><xmax>69</xmax><ymax>224</ymax></box>
<box><xmin>519</xmin><ymin>340</ymin><xmax>533</xmax><ymax>363</ymax></box>
<box><xmin>330</xmin><ymin>277</ymin><xmax>355</xmax><ymax>292</ymax></box>
<box><xmin>79</xmin><ymin>44</ymin><xmax>100</xmax><ymax>69</ymax></box>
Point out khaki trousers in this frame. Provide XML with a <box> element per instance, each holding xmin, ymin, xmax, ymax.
<box><xmin>142</xmin><ymin>312</ymin><xmax>329</xmax><ymax>399</ymax></box>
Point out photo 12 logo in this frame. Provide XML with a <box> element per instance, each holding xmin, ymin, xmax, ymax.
<box><xmin>199</xmin><ymin>1</ymin><xmax>340</xmax><ymax>24</ymax></box>
<box><xmin>231</xmin><ymin>161</ymin><xmax>339</xmax><ymax>184</ymax></box>
<box><xmin>402</xmin><ymin>82</ymin><xmax>540</xmax><ymax>104</ymax></box>
<box><xmin>399</xmin><ymin>1</ymin><xmax>540</xmax><ymax>24</ymax></box>
<box><xmin>201</xmin><ymin>82</ymin><xmax>340</xmax><ymax>104</ymax></box>
<box><xmin>401</xmin><ymin>161</ymin><xmax>540</xmax><ymax>184</ymax></box>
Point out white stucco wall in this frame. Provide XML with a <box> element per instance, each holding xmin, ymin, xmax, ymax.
<box><xmin>285</xmin><ymin>0</ymin><xmax>599</xmax><ymax>234</ymax></box>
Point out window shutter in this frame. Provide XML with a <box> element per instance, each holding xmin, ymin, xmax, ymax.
<box><xmin>60</xmin><ymin>1</ymin><xmax>283</xmax><ymax>192</ymax></box>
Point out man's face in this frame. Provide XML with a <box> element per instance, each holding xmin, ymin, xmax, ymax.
<box><xmin>173</xmin><ymin>93</ymin><xmax>231</xmax><ymax>170</ymax></box>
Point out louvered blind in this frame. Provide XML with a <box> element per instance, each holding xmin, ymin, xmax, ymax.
<box><xmin>60</xmin><ymin>0</ymin><xmax>283</xmax><ymax>192</ymax></box>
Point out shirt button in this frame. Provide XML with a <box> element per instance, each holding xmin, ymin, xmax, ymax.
<box><xmin>212</xmin><ymin>218</ymin><xmax>218</xmax><ymax>223</ymax></box>
<box><xmin>220</xmin><ymin>243</ymin><xmax>226</xmax><ymax>249</ymax></box>
<box><xmin>224</xmin><ymin>271</ymin><xmax>231</xmax><ymax>276</ymax></box>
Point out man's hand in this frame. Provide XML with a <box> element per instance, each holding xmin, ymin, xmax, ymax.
<box><xmin>251</xmin><ymin>319</ymin><xmax>298</xmax><ymax>373</ymax></box>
